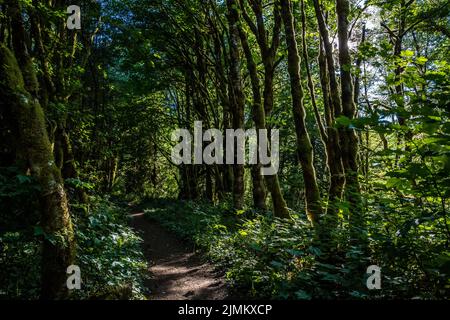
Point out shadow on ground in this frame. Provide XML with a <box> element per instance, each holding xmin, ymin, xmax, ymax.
<box><xmin>129</xmin><ymin>211</ymin><xmax>229</xmax><ymax>300</ymax></box>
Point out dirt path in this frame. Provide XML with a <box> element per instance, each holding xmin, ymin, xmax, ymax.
<box><xmin>129</xmin><ymin>212</ymin><xmax>229</xmax><ymax>300</ymax></box>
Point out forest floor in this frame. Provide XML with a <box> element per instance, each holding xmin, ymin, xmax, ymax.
<box><xmin>129</xmin><ymin>211</ymin><xmax>229</xmax><ymax>300</ymax></box>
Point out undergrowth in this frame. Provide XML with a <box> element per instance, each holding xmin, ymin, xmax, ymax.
<box><xmin>144</xmin><ymin>199</ymin><xmax>449</xmax><ymax>300</ymax></box>
<box><xmin>0</xmin><ymin>169</ymin><xmax>147</xmax><ymax>300</ymax></box>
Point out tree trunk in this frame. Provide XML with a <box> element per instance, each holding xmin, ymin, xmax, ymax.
<box><xmin>280</xmin><ymin>0</ymin><xmax>323</xmax><ymax>225</ymax></box>
<box><xmin>317</xmin><ymin>41</ymin><xmax>346</xmax><ymax>221</ymax></box>
<box><xmin>336</xmin><ymin>0</ymin><xmax>365</xmax><ymax>240</ymax></box>
<box><xmin>238</xmin><ymin>20</ymin><xmax>293</xmax><ymax>217</ymax></box>
<box><xmin>313</xmin><ymin>0</ymin><xmax>346</xmax><ymax>215</ymax></box>
<box><xmin>239</xmin><ymin>0</ymin><xmax>290</xmax><ymax>217</ymax></box>
<box><xmin>300</xmin><ymin>0</ymin><xmax>327</xmax><ymax>144</ymax></box>
<box><xmin>227</xmin><ymin>0</ymin><xmax>246</xmax><ymax>210</ymax></box>
<box><xmin>212</xmin><ymin>32</ymin><xmax>233</xmax><ymax>194</ymax></box>
<box><xmin>0</xmin><ymin>44</ymin><xmax>75</xmax><ymax>299</ymax></box>
<box><xmin>237</xmin><ymin>19</ymin><xmax>267</xmax><ymax>211</ymax></box>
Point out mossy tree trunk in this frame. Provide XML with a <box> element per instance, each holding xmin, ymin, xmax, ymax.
<box><xmin>239</xmin><ymin>0</ymin><xmax>290</xmax><ymax>218</ymax></box>
<box><xmin>227</xmin><ymin>0</ymin><xmax>246</xmax><ymax>210</ymax></box>
<box><xmin>336</xmin><ymin>0</ymin><xmax>365</xmax><ymax>241</ymax></box>
<box><xmin>0</xmin><ymin>44</ymin><xmax>75</xmax><ymax>299</ymax></box>
<box><xmin>212</xmin><ymin>31</ymin><xmax>234</xmax><ymax>195</ymax></box>
<box><xmin>280</xmin><ymin>0</ymin><xmax>323</xmax><ymax>225</ymax></box>
<box><xmin>312</xmin><ymin>0</ymin><xmax>346</xmax><ymax>212</ymax></box>
<box><xmin>237</xmin><ymin>17</ymin><xmax>267</xmax><ymax>211</ymax></box>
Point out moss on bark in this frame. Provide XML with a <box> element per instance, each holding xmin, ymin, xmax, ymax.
<box><xmin>0</xmin><ymin>44</ymin><xmax>75</xmax><ymax>299</ymax></box>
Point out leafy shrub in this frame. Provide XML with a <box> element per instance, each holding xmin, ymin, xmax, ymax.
<box><xmin>0</xmin><ymin>166</ymin><xmax>42</xmax><ymax>299</ymax></box>
<box><xmin>71</xmin><ymin>200</ymin><xmax>148</xmax><ymax>299</ymax></box>
<box><xmin>0</xmin><ymin>197</ymin><xmax>147</xmax><ymax>300</ymax></box>
<box><xmin>0</xmin><ymin>232</ymin><xmax>41</xmax><ymax>299</ymax></box>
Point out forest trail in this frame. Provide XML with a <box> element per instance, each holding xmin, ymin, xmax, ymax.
<box><xmin>129</xmin><ymin>211</ymin><xmax>229</xmax><ymax>300</ymax></box>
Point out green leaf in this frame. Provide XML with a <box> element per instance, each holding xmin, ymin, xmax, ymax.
<box><xmin>386</xmin><ymin>177</ymin><xmax>403</xmax><ymax>188</ymax></box>
<box><xmin>335</xmin><ymin>116</ymin><xmax>352</xmax><ymax>128</ymax></box>
<box><xmin>238</xmin><ymin>230</ymin><xmax>248</xmax><ymax>237</ymax></box>
<box><xmin>295</xmin><ymin>290</ymin><xmax>312</xmax><ymax>300</ymax></box>
<box><xmin>286</xmin><ymin>249</ymin><xmax>304</xmax><ymax>257</ymax></box>
<box><xmin>401</xmin><ymin>50</ymin><xmax>414</xmax><ymax>57</ymax></box>
<box><xmin>16</xmin><ymin>174</ymin><xmax>31</xmax><ymax>184</ymax></box>
<box><xmin>416</xmin><ymin>57</ymin><xmax>428</xmax><ymax>65</ymax></box>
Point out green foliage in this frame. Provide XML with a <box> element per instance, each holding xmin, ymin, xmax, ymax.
<box><xmin>71</xmin><ymin>200</ymin><xmax>148</xmax><ymax>299</ymax></box>
<box><xmin>0</xmin><ymin>231</ymin><xmax>41</xmax><ymax>299</ymax></box>
<box><xmin>1</xmin><ymin>0</ymin><xmax>449</xmax><ymax>301</ymax></box>
<box><xmin>145</xmin><ymin>199</ymin><xmax>449</xmax><ymax>299</ymax></box>
<box><xmin>0</xmin><ymin>198</ymin><xmax>147</xmax><ymax>300</ymax></box>
<box><xmin>0</xmin><ymin>167</ymin><xmax>40</xmax><ymax>231</ymax></box>
<box><xmin>144</xmin><ymin>199</ymin><xmax>236</xmax><ymax>241</ymax></box>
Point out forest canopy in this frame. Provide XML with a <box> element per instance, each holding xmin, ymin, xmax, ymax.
<box><xmin>0</xmin><ymin>0</ymin><xmax>449</xmax><ymax>300</ymax></box>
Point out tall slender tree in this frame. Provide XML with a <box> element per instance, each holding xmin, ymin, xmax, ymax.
<box><xmin>239</xmin><ymin>0</ymin><xmax>290</xmax><ymax>218</ymax></box>
<box><xmin>336</xmin><ymin>0</ymin><xmax>364</xmax><ymax>239</ymax></box>
<box><xmin>279</xmin><ymin>0</ymin><xmax>323</xmax><ymax>225</ymax></box>
<box><xmin>227</xmin><ymin>0</ymin><xmax>246</xmax><ymax>210</ymax></box>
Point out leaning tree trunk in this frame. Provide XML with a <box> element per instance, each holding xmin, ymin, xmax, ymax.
<box><xmin>0</xmin><ymin>44</ymin><xmax>75</xmax><ymax>299</ymax></box>
<box><xmin>280</xmin><ymin>0</ymin><xmax>323</xmax><ymax>225</ymax></box>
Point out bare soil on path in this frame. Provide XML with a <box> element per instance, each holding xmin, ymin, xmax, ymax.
<box><xmin>129</xmin><ymin>212</ymin><xmax>229</xmax><ymax>300</ymax></box>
